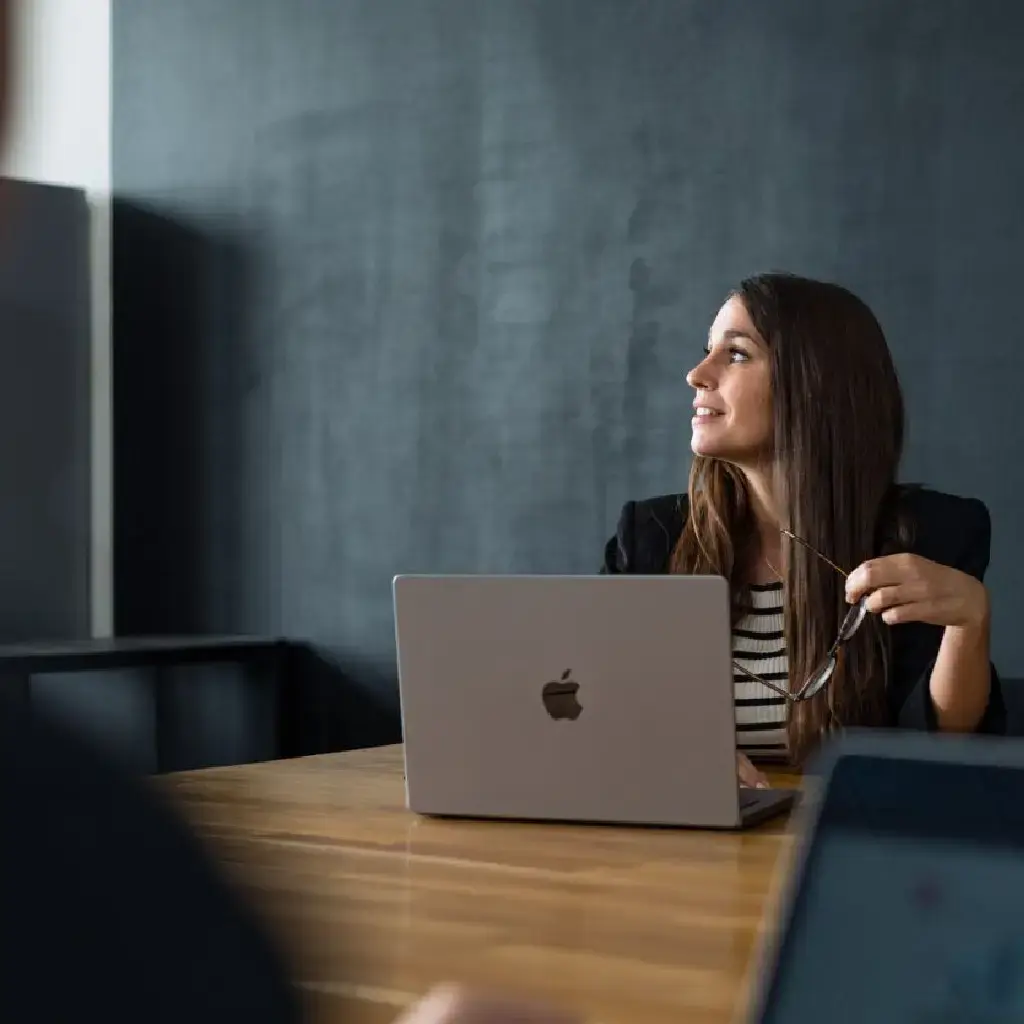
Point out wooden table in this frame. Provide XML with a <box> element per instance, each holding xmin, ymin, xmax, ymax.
<box><xmin>161</xmin><ymin>745</ymin><xmax>800</xmax><ymax>1024</ymax></box>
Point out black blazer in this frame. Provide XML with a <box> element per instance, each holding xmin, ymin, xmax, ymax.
<box><xmin>601</xmin><ymin>487</ymin><xmax>1004</xmax><ymax>735</ymax></box>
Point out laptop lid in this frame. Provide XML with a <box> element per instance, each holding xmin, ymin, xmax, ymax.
<box><xmin>392</xmin><ymin>573</ymin><xmax>742</xmax><ymax>827</ymax></box>
<box><xmin>748</xmin><ymin>731</ymin><xmax>1024</xmax><ymax>1022</ymax></box>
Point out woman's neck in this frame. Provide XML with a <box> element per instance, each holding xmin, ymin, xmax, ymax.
<box><xmin>743</xmin><ymin>468</ymin><xmax>783</xmax><ymax>585</ymax></box>
<box><xmin>747</xmin><ymin>547</ymin><xmax>782</xmax><ymax>586</ymax></box>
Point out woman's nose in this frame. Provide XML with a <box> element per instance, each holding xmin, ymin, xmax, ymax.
<box><xmin>686</xmin><ymin>356</ymin><xmax>715</xmax><ymax>391</ymax></box>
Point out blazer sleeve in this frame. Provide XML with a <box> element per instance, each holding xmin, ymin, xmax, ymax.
<box><xmin>600</xmin><ymin>501</ymin><xmax>637</xmax><ymax>574</ymax></box>
<box><xmin>888</xmin><ymin>498</ymin><xmax>1005</xmax><ymax>735</ymax></box>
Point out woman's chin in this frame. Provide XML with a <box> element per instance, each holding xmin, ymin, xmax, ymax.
<box><xmin>689</xmin><ymin>436</ymin><xmax>766</xmax><ymax>469</ymax></box>
<box><xmin>690</xmin><ymin>434</ymin><xmax>723</xmax><ymax>457</ymax></box>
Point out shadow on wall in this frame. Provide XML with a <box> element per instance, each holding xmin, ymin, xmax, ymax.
<box><xmin>115</xmin><ymin>199</ymin><xmax>276</xmax><ymax>637</ymax></box>
<box><xmin>284</xmin><ymin>643</ymin><xmax>400</xmax><ymax>755</ymax></box>
<box><xmin>112</xmin><ymin>200</ymin><xmax>401</xmax><ymax>753</ymax></box>
<box><xmin>113</xmin><ymin>200</ymin><xmax>219</xmax><ymax>635</ymax></box>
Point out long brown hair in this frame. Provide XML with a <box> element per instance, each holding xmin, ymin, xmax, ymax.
<box><xmin>670</xmin><ymin>273</ymin><xmax>906</xmax><ymax>764</ymax></box>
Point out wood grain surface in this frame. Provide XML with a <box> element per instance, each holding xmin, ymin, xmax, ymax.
<box><xmin>161</xmin><ymin>745</ymin><xmax>802</xmax><ymax>1024</ymax></box>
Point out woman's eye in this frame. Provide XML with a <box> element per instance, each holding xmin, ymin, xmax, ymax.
<box><xmin>729</xmin><ymin>347</ymin><xmax>750</xmax><ymax>363</ymax></box>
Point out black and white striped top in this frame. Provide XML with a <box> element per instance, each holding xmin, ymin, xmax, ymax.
<box><xmin>733</xmin><ymin>581</ymin><xmax>789</xmax><ymax>760</ymax></box>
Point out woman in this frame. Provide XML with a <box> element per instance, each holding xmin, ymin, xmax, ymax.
<box><xmin>602</xmin><ymin>273</ymin><xmax>1003</xmax><ymax>786</ymax></box>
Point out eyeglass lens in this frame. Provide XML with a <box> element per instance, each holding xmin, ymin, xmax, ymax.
<box><xmin>797</xmin><ymin>597</ymin><xmax>870</xmax><ymax>699</ymax></box>
<box><xmin>838</xmin><ymin>596</ymin><xmax>868</xmax><ymax>643</ymax></box>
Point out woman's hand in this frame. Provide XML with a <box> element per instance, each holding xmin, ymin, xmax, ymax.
<box><xmin>845</xmin><ymin>553</ymin><xmax>990</xmax><ymax>630</ymax></box>
<box><xmin>737</xmin><ymin>751</ymin><xmax>770</xmax><ymax>789</ymax></box>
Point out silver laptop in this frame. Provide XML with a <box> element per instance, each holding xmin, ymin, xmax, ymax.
<box><xmin>392</xmin><ymin>574</ymin><xmax>796</xmax><ymax>829</ymax></box>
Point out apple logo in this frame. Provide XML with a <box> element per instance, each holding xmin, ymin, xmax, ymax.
<box><xmin>541</xmin><ymin>669</ymin><xmax>583</xmax><ymax>721</ymax></box>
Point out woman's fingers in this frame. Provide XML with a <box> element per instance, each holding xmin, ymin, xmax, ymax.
<box><xmin>848</xmin><ymin>554</ymin><xmax>990</xmax><ymax>629</ymax></box>
<box><xmin>863</xmin><ymin>584</ymin><xmax>909</xmax><ymax>615</ymax></box>
<box><xmin>737</xmin><ymin>752</ymin><xmax>770</xmax><ymax>789</ymax></box>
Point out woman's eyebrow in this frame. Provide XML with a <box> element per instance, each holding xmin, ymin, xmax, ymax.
<box><xmin>709</xmin><ymin>328</ymin><xmax>760</xmax><ymax>347</ymax></box>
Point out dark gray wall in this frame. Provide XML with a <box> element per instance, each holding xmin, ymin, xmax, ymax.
<box><xmin>112</xmin><ymin>1</ymin><xmax>1024</xmax><ymax>739</ymax></box>
<box><xmin>0</xmin><ymin>178</ymin><xmax>91</xmax><ymax>641</ymax></box>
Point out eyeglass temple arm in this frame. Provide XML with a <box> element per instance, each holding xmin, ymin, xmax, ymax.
<box><xmin>780</xmin><ymin>528</ymin><xmax>849</xmax><ymax>579</ymax></box>
<box><xmin>732</xmin><ymin>659</ymin><xmax>793</xmax><ymax>700</ymax></box>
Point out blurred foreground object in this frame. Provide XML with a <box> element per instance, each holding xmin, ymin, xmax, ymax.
<box><xmin>748</xmin><ymin>730</ymin><xmax>1024</xmax><ymax>1022</ymax></box>
<box><xmin>397</xmin><ymin>986</ymin><xmax>580</xmax><ymax>1024</ymax></box>
<box><xmin>0</xmin><ymin>694</ymin><xmax>303</xmax><ymax>1022</ymax></box>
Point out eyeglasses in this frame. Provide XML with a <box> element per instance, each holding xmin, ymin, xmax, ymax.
<box><xmin>732</xmin><ymin>529</ymin><xmax>869</xmax><ymax>703</ymax></box>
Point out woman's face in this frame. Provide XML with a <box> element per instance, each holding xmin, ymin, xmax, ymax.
<box><xmin>686</xmin><ymin>296</ymin><xmax>773</xmax><ymax>465</ymax></box>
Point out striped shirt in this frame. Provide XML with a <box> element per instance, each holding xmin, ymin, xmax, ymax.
<box><xmin>733</xmin><ymin>581</ymin><xmax>789</xmax><ymax>760</ymax></box>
